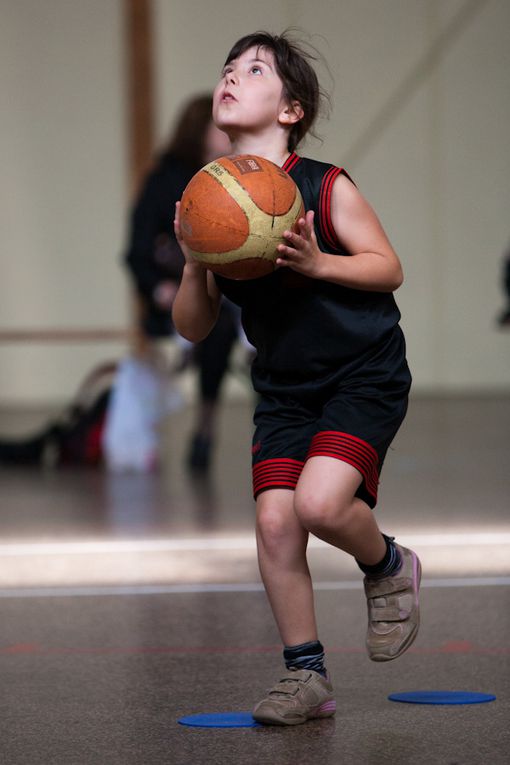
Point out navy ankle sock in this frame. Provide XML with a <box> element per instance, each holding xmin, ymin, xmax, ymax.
<box><xmin>283</xmin><ymin>640</ymin><xmax>326</xmax><ymax>677</ymax></box>
<box><xmin>356</xmin><ymin>534</ymin><xmax>402</xmax><ymax>578</ymax></box>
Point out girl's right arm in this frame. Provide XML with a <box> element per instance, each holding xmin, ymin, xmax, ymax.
<box><xmin>171</xmin><ymin>202</ymin><xmax>221</xmax><ymax>342</ymax></box>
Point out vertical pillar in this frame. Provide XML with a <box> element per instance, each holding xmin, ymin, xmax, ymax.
<box><xmin>124</xmin><ymin>0</ymin><xmax>155</xmax><ymax>197</ymax></box>
<box><xmin>124</xmin><ymin>0</ymin><xmax>156</xmax><ymax>352</ymax></box>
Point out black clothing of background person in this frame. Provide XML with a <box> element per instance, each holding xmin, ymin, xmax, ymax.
<box><xmin>125</xmin><ymin>153</ymin><xmax>193</xmax><ymax>338</ymax></box>
<box><xmin>497</xmin><ymin>248</ymin><xmax>510</xmax><ymax>327</ymax></box>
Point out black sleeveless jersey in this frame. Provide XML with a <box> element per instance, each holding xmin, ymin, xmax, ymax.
<box><xmin>215</xmin><ymin>153</ymin><xmax>408</xmax><ymax>396</ymax></box>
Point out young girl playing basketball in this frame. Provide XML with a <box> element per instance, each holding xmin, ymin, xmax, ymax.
<box><xmin>172</xmin><ymin>31</ymin><xmax>421</xmax><ymax>726</ymax></box>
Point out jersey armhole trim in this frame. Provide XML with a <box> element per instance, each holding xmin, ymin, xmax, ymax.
<box><xmin>319</xmin><ymin>167</ymin><xmax>355</xmax><ymax>253</ymax></box>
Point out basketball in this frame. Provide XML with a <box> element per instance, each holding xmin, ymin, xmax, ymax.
<box><xmin>179</xmin><ymin>155</ymin><xmax>304</xmax><ymax>280</ymax></box>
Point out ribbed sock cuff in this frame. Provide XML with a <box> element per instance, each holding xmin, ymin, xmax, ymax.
<box><xmin>356</xmin><ymin>534</ymin><xmax>402</xmax><ymax>578</ymax></box>
<box><xmin>283</xmin><ymin>640</ymin><xmax>326</xmax><ymax>676</ymax></box>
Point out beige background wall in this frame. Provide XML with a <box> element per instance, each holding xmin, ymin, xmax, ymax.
<box><xmin>1</xmin><ymin>0</ymin><xmax>509</xmax><ymax>404</ymax></box>
<box><xmin>1</xmin><ymin>0</ymin><xmax>128</xmax><ymax>403</ymax></box>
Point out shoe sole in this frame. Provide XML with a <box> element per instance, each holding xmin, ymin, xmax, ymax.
<box><xmin>369</xmin><ymin>552</ymin><xmax>422</xmax><ymax>662</ymax></box>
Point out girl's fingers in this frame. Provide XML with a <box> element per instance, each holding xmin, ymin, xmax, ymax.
<box><xmin>174</xmin><ymin>202</ymin><xmax>182</xmax><ymax>239</ymax></box>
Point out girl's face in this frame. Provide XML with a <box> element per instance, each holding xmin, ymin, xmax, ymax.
<box><xmin>213</xmin><ymin>46</ymin><xmax>289</xmax><ymax>139</ymax></box>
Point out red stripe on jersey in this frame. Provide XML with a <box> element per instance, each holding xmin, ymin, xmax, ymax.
<box><xmin>319</xmin><ymin>167</ymin><xmax>343</xmax><ymax>251</ymax></box>
<box><xmin>307</xmin><ymin>431</ymin><xmax>380</xmax><ymax>502</ymax></box>
<box><xmin>253</xmin><ymin>458</ymin><xmax>304</xmax><ymax>497</ymax></box>
<box><xmin>282</xmin><ymin>152</ymin><xmax>301</xmax><ymax>173</ymax></box>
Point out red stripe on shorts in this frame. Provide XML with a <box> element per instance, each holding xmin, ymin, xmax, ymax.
<box><xmin>307</xmin><ymin>431</ymin><xmax>380</xmax><ymax>503</ymax></box>
<box><xmin>253</xmin><ymin>458</ymin><xmax>304</xmax><ymax>497</ymax></box>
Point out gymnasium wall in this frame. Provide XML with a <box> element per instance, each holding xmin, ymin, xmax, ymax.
<box><xmin>1</xmin><ymin>0</ymin><xmax>509</xmax><ymax>404</ymax></box>
<box><xmin>0</xmin><ymin>0</ymin><xmax>128</xmax><ymax>403</ymax></box>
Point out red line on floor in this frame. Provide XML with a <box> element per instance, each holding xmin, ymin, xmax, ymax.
<box><xmin>1</xmin><ymin>643</ymin><xmax>509</xmax><ymax>656</ymax></box>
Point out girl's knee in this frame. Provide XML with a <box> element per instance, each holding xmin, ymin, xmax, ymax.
<box><xmin>256</xmin><ymin>492</ymin><xmax>307</xmax><ymax>558</ymax></box>
<box><xmin>256</xmin><ymin>503</ymin><xmax>289</xmax><ymax>544</ymax></box>
<box><xmin>294</xmin><ymin>488</ymin><xmax>350</xmax><ymax>533</ymax></box>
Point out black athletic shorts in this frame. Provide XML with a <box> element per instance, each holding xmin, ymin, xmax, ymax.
<box><xmin>251</xmin><ymin>362</ymin><xmax>411</xmax><ymax>509</ymax></box>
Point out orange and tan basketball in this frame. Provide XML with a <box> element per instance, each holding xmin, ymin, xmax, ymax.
<box><xmin>179</xmin><ymin>155</ymin><xmax>304</xmax><ymax>279</ymax></box>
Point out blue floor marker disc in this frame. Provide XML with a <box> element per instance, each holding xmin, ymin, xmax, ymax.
<box><xmin>178</xmin><ymin>712</ymin><xmax>261</xmax><ymax>728</ymax></box>
<box><xmin>388</xmin><ymin>691</ymin><xmax>496</xmax><ymax>706</ymax></box>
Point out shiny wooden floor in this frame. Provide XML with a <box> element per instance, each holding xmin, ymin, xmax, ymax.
<box><xmin>0</xmin><ymin>396</ymin><xmax>509</xmax><ymax>764</ymax></box>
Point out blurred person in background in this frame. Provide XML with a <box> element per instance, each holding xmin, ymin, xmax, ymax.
<box><xmin>496</xmin><ymin>245</ymin><xmax>510</xmax><ymax>327</ymax></box>
<box><xmin>124</xmin><ymin>94</ymin><xmax>239</xmax><ymax>471</ymax></box>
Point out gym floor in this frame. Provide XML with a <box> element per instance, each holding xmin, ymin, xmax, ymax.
<box><xmin>0</xmin><ymin>395</ymin><xmax>508</xmax><ymax>764</ymax></box>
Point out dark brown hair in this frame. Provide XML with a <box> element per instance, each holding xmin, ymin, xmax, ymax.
<box><xmin>223</xmin><ymin>30</ymin><xmax>329</xmax><ymax>152</ymax></box>
<box><xmin>163</xmin><ymin>94</ymin><xmax>214</xmax><ymax>171</ymax></box>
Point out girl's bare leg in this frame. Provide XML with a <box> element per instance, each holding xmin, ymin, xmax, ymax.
<box><xmin>294</xmin><ymin>457</ymin><xmax>386</xmax><ymax>565</ymax></box>
<box><xmin>256</xmin><ymin>489</ymin><xmax>318</xmax><ymax>646</ymax></box>
<box><xmin>256</xmin><ymin>460</ymin><xmax>387</xmax><ymax>648</ymax></box>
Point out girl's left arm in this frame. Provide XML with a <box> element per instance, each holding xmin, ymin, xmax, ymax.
<box><xmin>276</xmin><ymin>174</ymin><xmax>403</xmax><ymax>292</ymax></box>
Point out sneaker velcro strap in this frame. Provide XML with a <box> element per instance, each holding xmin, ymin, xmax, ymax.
<box><xmin>270</xmin><ymin>671</ymin><xmax>312</xmax><ymax>697</ymax></box>
<box><xmin>368</xmin><ymin>589</ymin><xmax>414</xmax><ymax>621</ymax></box>
<box><xmin>365</xmin><ymin>576</ymin><xmax>413</xmax><ymax>598</ymax></box>
<box><xmin>272</xmin><ymin>682</ymin><xmax>299</xmax><ymax>697</ymax></box>
<box><xmin>369</xmin><ymin>603</ymin><xmax>411</xmax><ymax>621</ymax></box>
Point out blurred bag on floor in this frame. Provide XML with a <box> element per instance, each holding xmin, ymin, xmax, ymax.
<box><xmin>0</xmin><ymin>362</ymin><xmax>117</xmax><ymax>467</ymax></box>
<box><xmin>102</xmin><ymin>354</ymin><xmax>183</xmax><ymax>473</ymax></box>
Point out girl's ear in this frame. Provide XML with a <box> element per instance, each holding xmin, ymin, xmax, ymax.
<box><xmin>279</xmin><ymin>100</ymin><xmax>304</xmax><ymax>125</ymax></box>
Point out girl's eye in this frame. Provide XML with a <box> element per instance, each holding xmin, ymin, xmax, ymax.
<box><xmin>250</xmin><ymin>66</ymin><xmax>262</xmax><ymax>75</ymax></box>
